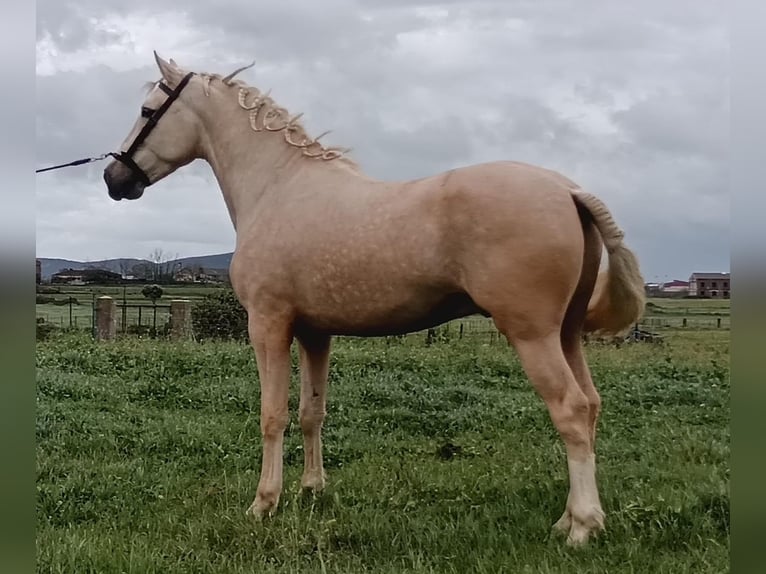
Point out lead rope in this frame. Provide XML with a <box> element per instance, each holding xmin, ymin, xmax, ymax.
<box><xmin>36</xmin><ymin>152</ymin><xmax>114</xmax><ymax>173</ymax></box>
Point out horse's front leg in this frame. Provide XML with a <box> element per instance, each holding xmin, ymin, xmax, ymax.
<box><xmin>297</xmin><ymin>333</ymin><xmax>331</xmax><ymax>491</ymax></box>
<box><xmin>246</xmin><ymin>315</ymin><xmax>293</xmax><ymax>518</ymax></box>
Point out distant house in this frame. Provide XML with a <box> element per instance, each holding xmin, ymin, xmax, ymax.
<box><xmin>174</xmin><ymin>267</ymin><xmax>197</xmax><ymax>282</ymax></box>
<box><xmin>661</xmin><ymin>280</ymin><xmax>689</xmax><ymax>295</ymax></box>
<box><xmin>688</xmin><ymin>272</ymin><xmax>730</xmax><ymax>298</ymax></box>
<box><xmin>199</xmin><ymin>268</ymin><xmax>229</xmax><ymax>283</ymax></box>
<box><xmin>645</xmin><ymin>280</ymin><xmax>689</xmax><ymax>298</ymax></box>
<box><xmin>644</xmin><ymin>282</ymin><xmax>662</xmax><ymax>297</ymax></box>
<box><xmin>173</xmin><ymin>266</ymin><xmax>230</xmax><ymax>284</ymax></box>
<box><xmin>51</xmin><ymin>268</ymin><xmax>122</xmax><ymax>285</ymax></box>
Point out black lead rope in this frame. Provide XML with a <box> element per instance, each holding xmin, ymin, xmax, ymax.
<box><xmin>35</xmin><ymin>152</ymin><xmax>114</xmax><ymax>173</ymax></box>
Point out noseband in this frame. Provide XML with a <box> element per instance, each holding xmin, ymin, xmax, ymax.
<box><xmin>111</xmin><ymin>72</ymin><xmax>195</xmax><ymax>186</ymax></box>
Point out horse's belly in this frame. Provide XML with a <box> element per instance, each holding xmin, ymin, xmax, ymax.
<box><xmin>295</xmin><ymin>291</ymin><xmax>487</xmax><ymax>337</ymax></box>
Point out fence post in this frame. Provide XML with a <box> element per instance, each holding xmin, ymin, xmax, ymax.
<box><xmin>170</xmin><ymin>299</ymin><xmax>193</xmax><ymax>341</ymax></box>
<box><xmin>95</xmin><ymin>296</ymin><xmax>117</xmax><ymax>341</ymax></box>
<box><xmin>682</xmin><ymin>318</ymin><xmax>687</xmax><ymax>328</ymax></box>
<box><xmin>717</xmin><ymin>317</ymin><xmax>721</xmax><ymax>328</ymax></box>
<box><xmin>91</xmin><ymin>292</ymin><xmax>96</xmax><ymax>337</ymax></box>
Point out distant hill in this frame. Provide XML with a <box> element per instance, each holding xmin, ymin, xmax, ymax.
<box><xmin>37</xmin><ymin>252</ymin><xmax>233</xmax><ymax>280</ymax></box>
<box><xmin>167</xmin><ymin>253</ymin><xmax>233</xmax><ymax>272</ymax></box>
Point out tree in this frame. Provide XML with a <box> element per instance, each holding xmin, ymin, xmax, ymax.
<box><xmin>128</xmin><ymin>263</ymin><xmax>146</xmax><ymax>280</ymax></box>
<box><xmin>118</xmin><ymin>259</ymin><xmax>132</xmax><ymax>279</ymax></box>
<box><xmin>148</xmin><ymin>248</ymin><xmax>179</xmax><ymax>283</ymax></box>
<box><xmin>141</xmin><ymin>284</ymin><xmax>163</xmax><ymax>303</ymax></box>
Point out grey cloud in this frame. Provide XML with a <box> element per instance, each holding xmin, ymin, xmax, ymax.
<box><xmin>36</xmin><ymin>66</ymin><xmax>155</xmax><ymax>168</ymax></box>
<box><xmin>35</xmin><ymin>0</ymin><xmax>728</xmax><ymax>279</ymax></box>
<box><xmin>37</xmin><ymin>1</ymin><xmax>130</xmax><ymax>49</ymax></box>
<box><xmin>613</xmin><ymin>90</ymin><xmax>728</xmax><ymax>161</ymax></box>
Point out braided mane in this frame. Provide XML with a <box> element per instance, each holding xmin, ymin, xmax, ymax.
<box><xmin>205</xmin><ymin>64</ymin><xmax>356</xmax><ymax>165</ymax></box>
<box><xmin>144</xmin><ymin>63</ymin><xmax>356</xmax><ymax>166</ymax></box>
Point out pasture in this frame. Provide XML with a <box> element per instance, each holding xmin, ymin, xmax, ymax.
<box><xmin>36</xmin><ymin>325</ymin><xmax>729</xmax><ymax>573</ymax></box>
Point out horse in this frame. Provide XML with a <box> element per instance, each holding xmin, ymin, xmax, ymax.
<box><xmin>103</xmin><ymin>53</ymin><xmax>645</xmax><ymax>546</ymax></box>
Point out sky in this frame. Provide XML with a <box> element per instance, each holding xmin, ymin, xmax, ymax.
<box><xmin>35</xmin><ymin>0</ymin><xmax>728</xmax><ymax>282</ymax></box>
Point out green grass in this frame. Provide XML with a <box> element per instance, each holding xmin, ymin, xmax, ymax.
<box><xmin>646</xmin><ymin>297</ymin><xmax>730</xmax><ymax>312</ymax></box>
<box><xmin>645</xmin><ymin>298</ymin><xmax>729</xmax><ymax>320</ymax></box>
<box><xmin>641</xmin><ymin>299</ymin><xmax>730</xmax><ymax>330</ymax></box>
<box><xmin>36</xmin><ymin>331</ymin><xmax>729</xmax><ymax>573</ymax></box>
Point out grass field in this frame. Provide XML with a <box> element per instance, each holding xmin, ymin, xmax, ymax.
<box><xmin>36</xmin><ymin>328</ymin><xmax>729</xmax><ymax>573</ymax></box>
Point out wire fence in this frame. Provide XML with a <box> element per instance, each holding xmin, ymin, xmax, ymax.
<box><xmin>36</xmin><ymin>297</ymin><xmax>172</xmax><ymax>337</ymax></box>
<box><xmin>36</xmin><ymin>294</ymin><xmax>730</xmax><ymax>344</ymax></box>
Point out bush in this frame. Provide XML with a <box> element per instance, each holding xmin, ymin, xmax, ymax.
<box><xmin>126</xmin><ymin>324</ymin><xmax>154</xmax><ymax>337</ymax></box>
<box><xmin>125</xmin><ymin>323</ymin><xmax>170</xmax><ymax>337</ymax></box>
<box><xmin>37</xmin><ymin>295</ymin><xmax>79</xmax><ymax>305</ymax></box>
<box><xmin>191</xmin><ymin>288</ymin><xmax>248</xmax><ymax>341</ymax></box>
<box><xmin>142</xmin><ymin>284</ymin><xmax>164</xmax><ymax>303</ymax></box>
<box><xmin>37</xmin><ymin>321</ymin><xmax>58</xmax><ymax>341</ymax></box>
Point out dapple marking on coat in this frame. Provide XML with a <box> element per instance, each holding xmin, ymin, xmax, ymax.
<box><xmin>102</xmin><ymin>53</ymin><xmax>646</xmax><ymax>546</ymax></box>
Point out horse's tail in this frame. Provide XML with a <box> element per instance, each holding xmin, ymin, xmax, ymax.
<box><xmin>571</xmin><ymin>189</ymin><xmax>646</xmax><ymax>335</ymax></box>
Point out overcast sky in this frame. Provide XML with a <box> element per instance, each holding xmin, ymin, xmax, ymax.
<box><xmin>35</xmin><ymin>0</ymin><xmax>728</xmax><ymax>282</ymax></box>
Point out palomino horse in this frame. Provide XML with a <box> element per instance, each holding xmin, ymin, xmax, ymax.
<box><xmin>103</xmin><ymin>53</ymin><xmax>645</xmax><ymax>545</ymax></box>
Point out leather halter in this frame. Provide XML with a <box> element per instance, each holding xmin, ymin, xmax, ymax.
<box><xmin>111</xmin><ymin>72</ymin><xmax>195</xmax><ymax>186</ymax></box>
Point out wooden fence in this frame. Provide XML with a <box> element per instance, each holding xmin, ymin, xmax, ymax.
<box><xmin>92</xmin><ymin>297</ymin><xmax>192</xmax><ymax>341</ymax></box>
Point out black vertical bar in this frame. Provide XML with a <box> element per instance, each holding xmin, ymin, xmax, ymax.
<box><xmin>122</xmin><ymin>285</ymin><xmax>127</xmax><ymax>332</ymax></box>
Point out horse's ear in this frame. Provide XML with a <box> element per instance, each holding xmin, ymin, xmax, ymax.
<box><xmin>153</xmin><ymin>51</ymin><xmax>182</xmax><ymax>85</ymax></box>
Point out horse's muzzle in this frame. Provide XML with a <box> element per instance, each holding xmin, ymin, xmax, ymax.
<box><xmin>104</xmin><ymin>161</ymin><xmax>146</xmax><ymax>201</ymax></box>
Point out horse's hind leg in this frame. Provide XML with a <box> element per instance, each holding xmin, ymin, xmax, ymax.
<box><xmin>459</xmin><ymin>196</ymin><xmax>603</xmax><ymax>544</ymax></box>
<box><xmin>297</xmin><ymin>332</ymin><xmax>331</xmax><ymax>491</ymax></box>
<box><xmin>510</xmin><ymin>332</ymin><xmax>605</xmax><ymax>545</ymax></box>
<box><xmin>553</xmin><ymin>217</ymin><xmax>605</xmax><ymax>536</ymax></box>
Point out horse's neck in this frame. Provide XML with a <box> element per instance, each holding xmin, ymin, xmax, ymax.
<box><xmin>196</xmin><ymin>94</ymin><xmax>367</xmax><ymax>230</ymax></box>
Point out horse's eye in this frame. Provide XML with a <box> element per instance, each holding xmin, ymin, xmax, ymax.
<box><xmin>141</xmin><ymin>106</ymin><xmax>154</xmax><ymax>118</ymax></box>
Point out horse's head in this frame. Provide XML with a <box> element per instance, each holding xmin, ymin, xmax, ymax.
<box><xmin>104</xmin><ymin>53</ymin><xmax>203</xmax><ymax>201</ymax></box>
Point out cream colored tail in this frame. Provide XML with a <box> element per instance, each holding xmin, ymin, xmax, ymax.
<box><xmin>571</xmin><ymin>190</ymin><xmax>646</xmax><ymax>336</ymax></box>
